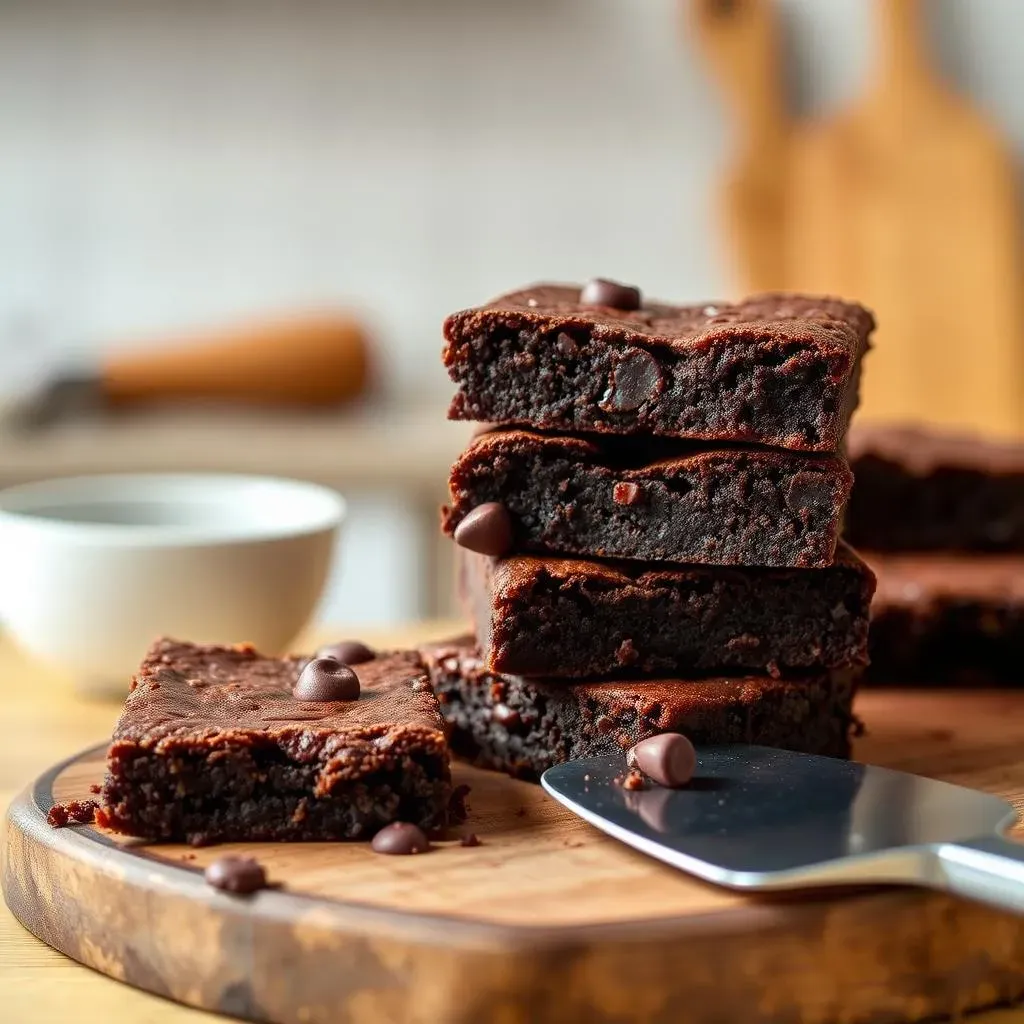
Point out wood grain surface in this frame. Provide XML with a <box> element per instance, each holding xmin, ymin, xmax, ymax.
<box><xmin>5</xmin><ymin>627</ymin><xmax>1024</xmax><ymax>1023</ymax></box>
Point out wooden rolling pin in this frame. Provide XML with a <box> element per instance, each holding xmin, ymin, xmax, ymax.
<box><xmin>8</xmin><ymin>311</ymin><xmax>372</xmax><ymax>428</ymax></box>
<box><xmin>102</xmin><ymin>311</ymin><xmax>371</xmax><ymax>407</ymax></box>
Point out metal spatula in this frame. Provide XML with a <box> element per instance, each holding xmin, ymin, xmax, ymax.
<box><xmin>541</xmin><ymin>745</ymin><xmax>1024</xmax><ymax>913</ymax></box>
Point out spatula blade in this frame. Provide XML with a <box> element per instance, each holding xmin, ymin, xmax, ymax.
<box><xmin>541</xmin><ymin>746</ymin><xmax>1017</xmax><ymax>891</ymax></box>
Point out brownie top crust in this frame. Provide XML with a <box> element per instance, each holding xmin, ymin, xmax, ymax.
<box><xmin>849</xmin><ymin>422</ymin><xmax>1024</xmax><ymax>475</ymax></box>
<box><xmin>113</xmin><ymin>639</ymin><xmax>446</xmax><ymax>776</ymax></box>
<box><xmin>423</xmin><ymin>636</ymin><xmax>855</xmax><ymax>717</ymax></box>
<box><xmin>461</xmin><ymin>426</ymin><xmax>848</xmax><ymax>476</ymax></box>
<box><xmin>869</xmin><ymin>554</ymin><xmax>1024</xmax><ymax>605</ymax></box>
<box><xmin>484</xmin><ymin>540</ymin><xmax>872</xmax><ymax>598</ymax></box>
<box><xmin>444</xmin><ymin>285</ymin><xmax>874</xmax><ymax>360</ymax></box>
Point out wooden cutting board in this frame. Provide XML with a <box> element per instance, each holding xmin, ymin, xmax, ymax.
<box><xmin>7</xmin><ymin>688</ymin><xmax>1024</xmax><ymax>1024</ymax></box>
<box><xmin>690</xmin><ymin>0</ymin><xmax>1024</xmax><ymax>437</ymax></box>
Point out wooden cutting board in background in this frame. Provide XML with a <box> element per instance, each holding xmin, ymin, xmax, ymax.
<box><xmin>690</xmin><ymin>0</ymin><xmax>1024</xmax><ymax>437</ymax></box>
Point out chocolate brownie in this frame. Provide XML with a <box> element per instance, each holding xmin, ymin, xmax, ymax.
<box><xmin>444</xmin><ymin>427</ymin><xmax>853</xmax><ymax>568</ymax></box>
<box><xmin>421</xmin><ymin>638</ymin><xmax>859</xmax><ymax>779</ymax></box>
<box><xmin>866</xmin><ymin>553</ymin><xmax>1024</xmax><ymax>685</ymax></box>
<box><xmin>457</xmin><ymin>544</ymin><xmax>875</xmax><ymax>679</ymax></box>
<box><xmin>846</xmin><ymin>423</ymin><xmax>1024</xmax><ymax>552</ymax></box>
<box><xmin>443</xmin><ymin>284</ymin><xmax>873</xmax><ymax>452</ymax></box>
<box><xmin>97</xmin><ymin>640</ymin><xmax>452</xmax><ymax>843</ymax></box>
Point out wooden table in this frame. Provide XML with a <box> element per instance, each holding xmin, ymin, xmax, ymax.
<box><xmin>4</xmin><ymin>627</ymin><xmax>1024</xmax><ymax>1024</ymax></box>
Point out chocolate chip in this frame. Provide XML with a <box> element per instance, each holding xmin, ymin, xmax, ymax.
<box><xmin>628</xmin><ymin>734</ymin><xmax>696</xmax><ymax>788</ymax></box>
<box><xmin>616</xmin><ymin>638</ymin><xmax>639</xmax><ymax>666</ymax></box>
<box><xmin>453</xmin><ymin>502</ymin><xmax>513</xmax><ymax>556</ymax></box>
<box><xmin>580</xmin><ymin>278</ymin><xmax>642</xmax><ymax>311</ymax></box>
<box><xmin>600</xmin><ymin>348</ymin><xmax>663</xmax><ymax>412</ymax></box>
<box><xmin>205</xmin><ymin>855</ymin><xmax>268</xmax><ymax>894</ymax></box>
<box><xmin>613</xmin><ymin>481</ymin><xmax>644</xmax><ymax>506</ymax></box>
<box><xmin>371</xmin><ymin>822</ymin><xmax>431</xmax><ymax>855</ymax></box>
<box><xmin>293</xmin><ymin>658</ymin><xmax>360</xmax><ymax>701</ymax></box>
<box><xmin>556</xmin><ymin>332</ymin><xmax>579</xmax><ymax>357</ymax></box>
<box><xmin>491</xmin><ymin>703</ymin><xmax>521</xmax><ymax>729</ymax></box>
<box><xmin>315</xmin><ymin>640</ymin><xmax>376</xmax><ymax>665</ymax></box>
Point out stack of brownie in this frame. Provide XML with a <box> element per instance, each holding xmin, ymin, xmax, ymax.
<box><xmin>846</xmin><ymin>424</ymin><xmax>1024</xmax><ymax>684</ymax></box>
<box><xmin>429</xmin><ymin>280</ymin><xmax>877</xmax><ymax>779</ymax></box>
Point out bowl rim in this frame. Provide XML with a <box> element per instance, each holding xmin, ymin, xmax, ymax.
<box><xmin>0</xmin><ymin>472</ymin><xmax>346</xmax><ymax>548</ymax></box>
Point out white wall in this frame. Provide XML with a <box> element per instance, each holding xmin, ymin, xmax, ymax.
<box><xmin>5</xmin><ymin>0</ymin><xmax>1024</xmax><ymax>393</ymax></box>
<box><xmin>2</xmin><ymin>0</ymin><xmax>1022</xmax><ymax>623</ymax></box>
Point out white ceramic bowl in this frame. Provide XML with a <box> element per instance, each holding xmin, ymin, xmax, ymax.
<box><xmin>0</xmin><ymin>473</ymin><xmax>345</xmax><ymax>693</ymax></box>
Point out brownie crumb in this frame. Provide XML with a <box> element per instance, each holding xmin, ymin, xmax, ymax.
<box><xmin>47</xmin><ymin>800</ymin><xmax>98</xmax><ymax>828</ymax></box>
<box><xmin>460</xmin><ymin>833</ymin><xmax>482</xmax><ymax>847</ymax></box>
<box><xmin>89</xmin><ymin>784</ymin><xmax>102</xmax><ymax>795</ymax></box>
<box><xmin>615</xmin><ymin>770</ymin><xmax>647</xmax><ymax>791</ymax></box>
<box><xmin>449</xmin><ymin>784</ymin><xmax>471</xmax><ymax>822</ymax></box>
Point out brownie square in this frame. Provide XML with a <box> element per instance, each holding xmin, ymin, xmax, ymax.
<box><xmin>443</xmin><ymin>285</ymin><xmax>873</xmax><ymax>452</ymax></box>
<box><xmin>865</xmin><ymin>553</ymin><xmax>1024</xmax><ymax>685</ymax></box>
<box><xmin>457</xmin><ymin>545</ymin><xmax>875</xmax><ymax>679</ymax></box>
<box><xmin>444</xmin><ymin>427</ymin><xmax>853</xmax><ymax>568</ymax></box>
<box><xmin>97</xmin><ymin>640</ymin><xmax>452</xmax><ymax>843</ymax></box>
<box><xmin>421</xmin><ymin>638</ymin><xmax>859</xmax><ymax>779</ymax></box>
<box><xmin>846</xmin><ymin>423</ymin><xmax>1024</xmax><ymax>552</ymax></box>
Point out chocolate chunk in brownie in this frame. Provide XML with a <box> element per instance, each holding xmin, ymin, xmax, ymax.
<box><xmin>443</xmin><ymin>285</ymin><xmax>873</xmax><ymax>452</ymax></box>
<box><xmin>421</xmin><ymin>638</ymin><xmax>859</xmax><ymax>780</ymax></box>
<box><xmin>444</xmin><ymin>428</ymin><xmax>853</xmax><ymax>568</ymax></box>
<box><xmin>846</xmin><ymin>423</ymin><xmax>1024</xmax><ymax>552</ymax></box>
<box><xmin>97</xmin><ymin>640</ymin><xmax>452</xmax><ymax>843</ymax></box>
<box><xmin>457</xmin><ymin>544</ymin><xmax>874</xmax><ymax>679</ymax></box>
<box><xmin>865</xmin><ymin>553</ymin><xmax>1024</xmax><ymax>685</ymax></box>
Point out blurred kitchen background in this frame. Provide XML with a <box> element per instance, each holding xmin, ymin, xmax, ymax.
<box><xmin>2</xmin><ymin>0</ymin><xmax>1023</xmax><ymax>626</ymax></box>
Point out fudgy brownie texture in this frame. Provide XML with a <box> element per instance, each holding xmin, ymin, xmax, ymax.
<box><xmin>457</xmin><ymin>545</ymin><xmax>875</xmax><ymax>679</ymax></box>
<box><xmin>97</xmin><ymin>640</ymin><xmax>452</xmax><ymax>844</ymax></box>
<box><xmin>421</xmin><ymin>638</ymin><xmax>859</xmax><ymax>779</ymax></box>
<box><xmin>443</xmin><ymin>285</ymin><xmax>874</xmax><ymax>452</ymax></box>
<box><xmin>444</xmin><ymin>427</ymin><xmax>853</xmax><ymax>568</ymax></box>
<box><xmin>846</xmin><ymin>423</ymin><xmax>1024</xmax><ymax>552</ymax></box>
<box><xmin>865</xmin><ymin>553</ymin><xmax>1024</xmax><ymax>685</ymax></box>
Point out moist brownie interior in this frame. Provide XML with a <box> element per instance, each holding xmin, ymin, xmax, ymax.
<box><xmin>444</xmin><ymin>286</ymin><xmax>873</xmax><ymax>452</ymax></box>
<box><xmin>444</xmin><ymin>427</ymin><xmax>853</xmax><ymax>568</ymax></box>
<box><xmin>97</xmin><ymin>640</ymin><xmax>452</xmax><ymax>844</ymax></box>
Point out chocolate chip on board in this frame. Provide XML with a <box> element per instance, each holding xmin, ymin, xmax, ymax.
<box><xmin>204</xmin><ymin>855</ymin><xmax>268</xmax><ymax>895</ymax></box>
<box><xmin>371</xmin><ymin>822</ymin><xmax>431</xmax><ymax>855</ymax></box>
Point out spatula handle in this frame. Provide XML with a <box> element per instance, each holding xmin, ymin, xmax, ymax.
<box><xmin>937</xmin><ymin>835</ymin><xmax>1024</xmax><ymax>914</ymax></box>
